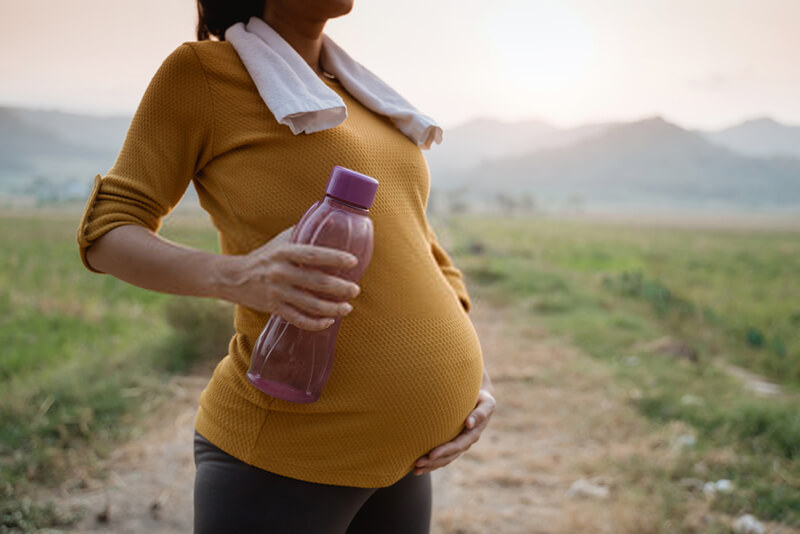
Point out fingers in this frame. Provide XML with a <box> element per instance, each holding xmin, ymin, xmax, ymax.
<box><xmin>278</xmin><ymin>244</ymin><xmax>359</xmax><ymax>270</ymax></box>
<box><xmin>414</xmin><ymin>450</ymin><xmax>461</xmax><ymax>475</ymax></box>
<box><xmin>414</xmin><ymin>390</ymin><xmax>498</xmax><ymax>475</ymax></box>
<box><xmin>414</xmin><ymin>453</ymin><xmax>460</xmax><ymax>475</ymax></box>
<box><xmin>280</xmin><ymin>264</ymin><xmax>360</xmax><ymax>301</ymax></box>
<box><xmin>430</xmin><ymin>431</ymin><xmax>479</xmax><ymax>462</ymax></box>
<box><xmin>466</xmin><ymin>390</ymin><xmax>497</xmax><ymax>429</ymax></box>
<box><xmin>278</xmin><ymin>285</ymin><xmax>354</xmax><ymax>319</ymax></box>
<box><xmin>236</xmin><ymin>233</ymin><xmax>362</xmax><ymax>317</ymax></box>
<box><xmin>274</xmin><ymin>302</ymin><xmax>336</xmax><ymax>332</ymax></box>
<box><xmin>414</xmin><ymin>429</ymin><xmax>480</xmax><ymax>475</ymax></box>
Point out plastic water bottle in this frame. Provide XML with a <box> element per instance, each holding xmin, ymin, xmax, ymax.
<box><xmin>247</xmin><ymin>166</ymin><xmax>379</xmax><ymax>403</ymax></box>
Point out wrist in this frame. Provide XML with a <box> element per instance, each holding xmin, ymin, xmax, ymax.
<box><xmin>207</xmin><ymin>253</ymin><xmax>247</xmax><ymax>302</ymax></box>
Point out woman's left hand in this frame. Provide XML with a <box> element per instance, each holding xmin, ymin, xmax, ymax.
<box><xmin>413</xmin><ymin>369</ymin><xmax>496</xmax><ymax>476</ymax></box>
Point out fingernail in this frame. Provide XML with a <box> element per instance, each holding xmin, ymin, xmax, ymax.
<box><xmin>343</xmin><ymin>303</ymin><xmax>353</xmax><ymax>313</ymax></box>
<box><xmin>467</xmin><ymin>417</ymin><xmax>475</xmax><ymax>427</ymax></box>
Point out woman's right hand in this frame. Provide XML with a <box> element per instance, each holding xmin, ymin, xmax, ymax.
<box><xmin>213</xmin><ymin>226</ymin><xmax>361</xmax><ymax>331</ymax></box>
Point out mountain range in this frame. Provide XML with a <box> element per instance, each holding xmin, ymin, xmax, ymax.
<box><xmin>1</xmin><ymin>105</ymin><xmax>798</xmax><ymax>212</ymax></box>
<box><xmin>0</xmin><ymin>107</ymin><xmax>129</xmax><ymax>201</ymax></box>
<box><xmin>426</xmin><ymin>115</ymin><xmax>800</xmax><ymax>212</ymax></box>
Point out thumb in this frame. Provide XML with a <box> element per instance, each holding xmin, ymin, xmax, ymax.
<box><xmin>251</xmin><ymin>225</ymin><xmax>296</xmax><ymax>255</ymax></box>
<box><xmin>276</xmin><ymin>225</ymin><xmax>296</xmax><ymax>241</ymax></box>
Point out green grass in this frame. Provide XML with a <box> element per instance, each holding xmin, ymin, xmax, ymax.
<box><xmin>0</xmin><ymin>212</ymin><xmax>232</xmax><ymax>531</ymax></box>
<box><xmin>448</xmin><ymin>216</ymin><xmax>800</xmax><ymax>385</ymax></box>
<box><xmin>4</xmin><ymin>209</ymin><xmax>799</xmax><ymax>530</ymax></box>
<box><xmin>442</xmin><ymin>214</ymin><xmax>800</xmax><ymax>527</ymax></box>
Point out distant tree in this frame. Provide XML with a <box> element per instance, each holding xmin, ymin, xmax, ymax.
<box><xmin>448</xmin><ymin>186</ymin><xmax>470</xmax><ymax>214</ymax></box>
<box><xmin>494</xmin><ymin>192</ymin><xmax>516</xmax><ymax>215</ymax></box>
<box><xmin>518</xmin><ymin>192</ymin><xmax>538</xmax><ymax>214</ymax></box>
<box><xmin>565</xmin><ymin>193</ymin><xmax>586</xmax><ymax>214</ymax></box>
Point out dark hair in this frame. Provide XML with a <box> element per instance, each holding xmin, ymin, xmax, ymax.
<box><xmin>196</xmin><ymin>0</ymin><xmax>264</xmax><ymax>41</ymax></box>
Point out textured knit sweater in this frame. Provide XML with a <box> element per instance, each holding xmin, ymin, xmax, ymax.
<box><xmin>76</xmin><ymin>41</ymin><xmax>484</xmax><ymax>488</ymax></box>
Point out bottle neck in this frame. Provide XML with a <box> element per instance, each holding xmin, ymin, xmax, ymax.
<box><xmin>325</xmin><ymin>194</ymin><xmax>370</xmax><ymax>213</ymax></box>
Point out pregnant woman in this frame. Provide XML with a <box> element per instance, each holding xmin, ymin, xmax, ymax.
<box><xmin>76</xmin><ymin>1</ymin><xmax>496</xmax><ymax>532</ymax></box>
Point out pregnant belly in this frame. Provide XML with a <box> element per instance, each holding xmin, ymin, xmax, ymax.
<box><xmin>331</xmin><ymin>312</ymin><xmax>485</xmax><ymax>448</ymax></box>
<box><xmin>238</xmin><ymin>304</ymin><xmax>484</xmax><ymax>483</ymax></box>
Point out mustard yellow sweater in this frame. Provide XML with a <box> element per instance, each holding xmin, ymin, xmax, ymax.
<box><xmin>76</xmin><ymin>41</ymin><xmax>484</xmax><ymax>488</ymax></box>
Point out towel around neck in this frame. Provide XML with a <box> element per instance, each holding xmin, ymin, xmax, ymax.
<box><xmin>225</xmin><ymin>16</ymin><xmax>443</xmax><ymax>149</ymax></box>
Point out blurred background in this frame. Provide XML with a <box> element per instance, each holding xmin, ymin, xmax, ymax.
<box><xmin>1</xmin><ymin>1</ymin><xmax>799</xmax><ymax>533</ymax></box>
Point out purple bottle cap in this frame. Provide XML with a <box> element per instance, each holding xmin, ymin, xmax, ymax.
<box><xmin>324</xmin><ymin>166</ymin><xmax>379</xmax><ymax>209</ymax></box>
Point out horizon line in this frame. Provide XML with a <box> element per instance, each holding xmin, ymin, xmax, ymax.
<box><xmin>1</xmin><ymin>100</ymin><xmax>798</xmax><ymax>133</ymax></box>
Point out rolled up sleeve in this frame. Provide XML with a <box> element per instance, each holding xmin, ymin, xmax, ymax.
<box><xmin>76</xmin><ymin>43</ymin><xmax>214</xmax><ymax>274</ymax></box>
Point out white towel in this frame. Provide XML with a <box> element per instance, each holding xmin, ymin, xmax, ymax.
<box><xmin>225</xmin><ymin>16</ymin><xmax>443</xmax><ymax>150</ymax></box>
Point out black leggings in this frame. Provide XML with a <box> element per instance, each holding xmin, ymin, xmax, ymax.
<box><xmin>193</xmin><ymin>431</ymin><xmax>432</xmax><ymax>534</ymax></box>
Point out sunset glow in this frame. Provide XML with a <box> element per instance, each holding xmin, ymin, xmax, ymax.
<box><xmin>1</xmin><ymin>0</ymin><xmax>798</xmax><ymax>129</ymax></box>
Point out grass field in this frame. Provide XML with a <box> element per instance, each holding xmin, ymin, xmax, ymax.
<box><xmin>439</xmin><ymin>214</ymin><xmax>800</xmax><ymax>526</ymax></box>
<box><xmin>0</xmin><ymin>212</ymin><xmax>233</xmax><ymax>530</ymax></box>
<box><xmin>1</xmin><ymin>210</ymin><xmax>799</xmax><ymax>530</ymax></box>
<box><xmin>445</xmin><ymin>215</ymin><xmax>800</xmax><ymax>384</ymax></box>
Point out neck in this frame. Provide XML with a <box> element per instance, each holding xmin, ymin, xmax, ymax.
<box><xmin>262</xmin><ymin>8</ymin><xmax>326</xmax><ymax>76</ymax></box>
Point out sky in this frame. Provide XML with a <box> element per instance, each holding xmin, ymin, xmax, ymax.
<box><xmin>1</xmin><ymin>0</ymin><xmax>799</xmax><ymax>130</ymax></box>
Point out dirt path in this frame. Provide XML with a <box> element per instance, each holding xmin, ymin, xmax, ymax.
<box><xmin>46</xmin><ymin>297</ymin><xmax>666</xmax><ymax>533</ymax></box>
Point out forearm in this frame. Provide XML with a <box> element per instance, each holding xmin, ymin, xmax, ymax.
<box><xmin>84</xmin><ymin>224</ymin><xmax>234</xmax><ymax>301</ymax></box>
